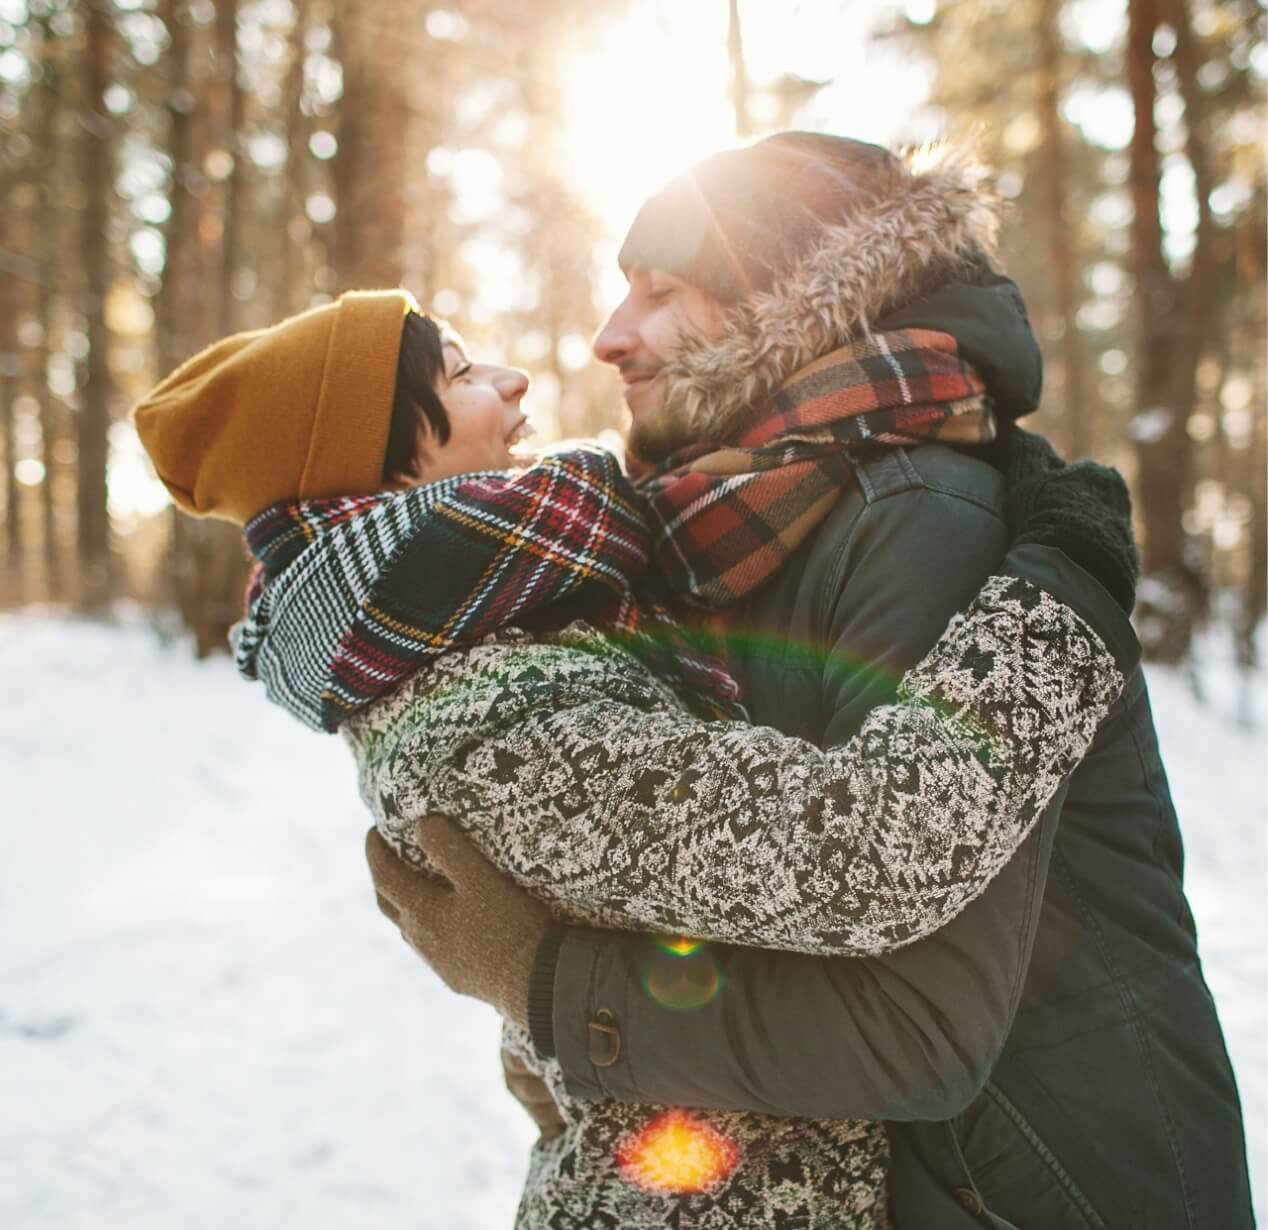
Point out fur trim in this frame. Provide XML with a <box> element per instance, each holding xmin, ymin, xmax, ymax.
<box><xmin>662</xmin><ymin>144</ymin><xmax>1003</xmax><ymax>446</ymax></box>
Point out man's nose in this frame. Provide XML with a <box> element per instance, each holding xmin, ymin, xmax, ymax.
<box><xmin>592</xmin><ymin>303</ymin><xmax>635</xmax><ymax>365</ymax></box>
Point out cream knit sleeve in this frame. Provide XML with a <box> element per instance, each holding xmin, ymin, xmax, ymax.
<box><xmin>346</xmin><ymin>574</ymin><xmax>1124</xmax><ymax>957</ymax></box>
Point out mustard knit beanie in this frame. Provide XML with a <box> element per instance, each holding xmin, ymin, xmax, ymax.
<box><xmin>134</xmin><ymin>289</ymin><xmax>418</xmax><ymax>525</ymax></box>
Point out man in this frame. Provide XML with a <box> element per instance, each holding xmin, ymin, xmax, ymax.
<box><xmin>369</xmin><ymin>133</ymin><xmax>1252</xmax><ymax>1226</ymax></box>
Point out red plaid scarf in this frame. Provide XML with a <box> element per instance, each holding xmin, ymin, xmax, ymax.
<box><xmin>237</xmin><ymin>446</ymin><xmax>743</xmax><ymax>730</ymax></box>
<box><xmin>638</xmin><ymin>328</ymin><xmax>995</xmax><ymax>608</ymax></box>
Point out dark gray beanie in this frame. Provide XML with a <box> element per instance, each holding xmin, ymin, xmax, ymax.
<box><xmin>618</xmin><ymin>132</ymin><xmax>906</xmax><ymax>302</ymax></box>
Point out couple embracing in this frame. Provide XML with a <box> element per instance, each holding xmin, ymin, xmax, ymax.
<box><xmin>135</xmin><ymin>132</ymin><xmax>1253</xmax><ymax>1228</ymax></box>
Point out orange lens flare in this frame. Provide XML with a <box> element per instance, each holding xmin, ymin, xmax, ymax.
<box><xmin>616</xmin><ymin>1110</ymin><xmax>740</xmax><ymax>1194</ymax></box>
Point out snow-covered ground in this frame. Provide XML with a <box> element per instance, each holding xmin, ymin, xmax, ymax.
<box><xmin>1</xmin><ymin>611</ymin><xmax>1264</xmax><ymax>1229</ymax></box>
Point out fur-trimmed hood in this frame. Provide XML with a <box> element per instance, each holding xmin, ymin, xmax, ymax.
<box><xmin>658</xmin><ymin>145</ymin><xmax>1041</xmax><ymax>448</ymax></box>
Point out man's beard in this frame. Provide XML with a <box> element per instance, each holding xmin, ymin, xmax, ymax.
<box><xmin>624</xmin><ymin>384</ymin><xmax>699</xmax><ymax>466</ymax></box>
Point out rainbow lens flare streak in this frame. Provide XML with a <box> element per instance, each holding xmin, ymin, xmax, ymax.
<box><xmin>658</xmin><ymin>935</ymin><xmax>704</xmax><ymax>957</ymax></box>
<box><xmin>617</xmin><ymin>1110</ymin><xmax>740</xmax><ymax>1194</ymax></box>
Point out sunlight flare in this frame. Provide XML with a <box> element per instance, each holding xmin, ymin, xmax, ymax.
<box><xmin>617</xmin><ymin>1110</ymin><xmax>740</xmax><ymax>1194</ymax></box>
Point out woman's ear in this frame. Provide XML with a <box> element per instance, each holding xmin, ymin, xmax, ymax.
<box><xmin>382</xmin><ymin>414</ymin><xmax>441</xmax><ymax>489</ymax></box>
<box><xmin>385</xmin><ymin>418</ymin><xmax>439</xmax><ymax>489</ymax></box>
<box><xmin>410</xmin><ymin>419</ymin><xmax>438</xmax><ymax>477</ymax></box>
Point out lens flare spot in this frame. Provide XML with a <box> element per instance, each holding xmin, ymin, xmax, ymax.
<box><xmin>658</xmin><ymin>935</ymin><xmax>704</xmax><ymax>957</ymax></box>
<box><xmin>617</xmin><ymin>1110</ymin><xmax>740</xmax><ymax>1194</ymax></box>
<box><xmin>643</xmin><ymin>947</ymin><xmax>722</xmax><ymax>1012</ymax></box>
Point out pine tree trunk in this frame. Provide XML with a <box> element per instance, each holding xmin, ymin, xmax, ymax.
<box><xmin>0</xmin><ymin>346</ymin><xmax>18</xmax><ymax>589</ymax></box>
<box><xmin>279</xmin><ymin>0</ymin><xmax>310</xmax><ymax>318</ymax></box>
<box><xmin>178</xmin><ymin>0</ymin><xmax>250</xmax><ymax>657</ymax></box>
<box><xmin>34</xmin><ymin>15</ymin><xmax>62</xmax><ymax>597</ymax></box>
<box><xmin>332</xmin><ymin>0</ymin><xmax>409</xmax><ymax>289</ymax></box>
<box><xmin>1</xmin><ymin>134</ymin><xmax>24</xmax><ymax>592</ymax></box>
<box><xmin>1240</xmin><ymin>404</ymin><xmax>1266</xmax><ymax>676</ymax></box>
<box><xmin>1170</xmin><ymin>0</ymin><xmax>1218</xmax><ymax>439</ymax></box>
<box><xmin>1126</xmin><ymin>0</ymin><xmax>1201</xmax><ymax>660</ymax></box>
<box><xmin>216</xmin><ymin>0</ymin><xmax>245</xmax><ymax>339</ymax></box>
<box><xmin>1037</xmin><ymin>0</ymin><xmax>1089</xmax><ymax>458</ymax></box>
<box><xmin>156</xmin><ymin>0</ymin><xmax>202</xmax><ymax>638</ymax></box>
<box><xmin>155</xmin><ymin>0</ymin><xmax>197</xmax><ymax>377</ymax></box>
<box><xmin>77</xmin><ymin>1</ymin><xmax>113</xmax><ymax>611</ymax></box>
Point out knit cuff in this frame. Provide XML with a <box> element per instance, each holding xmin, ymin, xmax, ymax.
<box><xmin>526</xmin><ymin>923</ymin><xmax>568</xmax><ymax>1059</ymax></box>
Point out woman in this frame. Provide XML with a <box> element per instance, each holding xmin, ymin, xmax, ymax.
<box><xmin>135</xmin><ymin>291</ymin><xmax>1135</xmax><ymax>1228</ymax></box>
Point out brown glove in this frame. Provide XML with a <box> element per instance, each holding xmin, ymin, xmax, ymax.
<box><xmin>364</xmin><ymin>816</ymin><xmax>551</xmax><ymax>1029</ymax></box>
<box><xmin>501</xmin><ymin>1045</ymin><xmax>567</xmax><ymax>1141</ymax></box>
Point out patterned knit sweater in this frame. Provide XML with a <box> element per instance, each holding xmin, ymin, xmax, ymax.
<box><xmin>237</xmin><ymin>453</ymin><xmax>1126</xmax><ymax>1229</ymax></box>
<box><xmin>344</xmin><ymin>595</ymin><xmax>1122</xmax><ymax>1229</ymax></box>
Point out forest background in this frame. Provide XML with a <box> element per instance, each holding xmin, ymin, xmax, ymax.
<box><xmin>0</xmin><ymin>0</ymin><xmax>1264</xmax><ymax>675</ymax></box>
<box><xmin>0</xmin><ymin>3</ymin><xmax>1265</xmax><ymax>1224</ymax></box>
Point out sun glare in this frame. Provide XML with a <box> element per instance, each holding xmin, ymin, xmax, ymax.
<box><xmin>617</xmin><ymin>1110</ymin><xmax>741</xmax><ymax>1194</ymax></box>
<box><xmin>557</xmin><ymin>3</ymin><xmax>736</xmax><ymax>306</ymax></box>
<box><xmin>555</xmin><ymin>1</ymin><xmax>934</xmax><ymax>310</ymax></box>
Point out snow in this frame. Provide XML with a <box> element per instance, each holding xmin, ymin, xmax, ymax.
<box><xmin>2</xmin><ymin>611</ymin><xmax>1264</xmax><ymax>1228</ymax></box>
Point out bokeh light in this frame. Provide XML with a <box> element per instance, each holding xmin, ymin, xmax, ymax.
<box><xmin>617</xmin><ymin>1110</ymin><xmax>740</xmax><ymax>1194</ymax></box>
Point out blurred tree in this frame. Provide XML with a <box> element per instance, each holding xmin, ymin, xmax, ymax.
<box><xmin>154</xmin><ymin>0</ymin><xmax>202</xmax><ymax>644</ymax></box>
<box><xmin>1127</xmin><ymin>0</ymin><xmax>1208</xmax><ymax>660</ymax></box>
<box><xmin>728</xmin><ymin>0</ymin><xmax>752</xmax><ymax>139</ymax></box>
<box><xmin>881</xmin><ymin>0</ymin><xmax>1265</xmax><ymax>666</ymax></box>
<box><xmin>176</xmin><ymin>0</ymin><xmax>252</xmax><ymax>656</ymax></box>
<box><xmin>278</xmin><ymin>0</ymin><xmax>311</xmax><ymax>318</ymax></box>
<box><xmin>485</xmin><ymin>0</ymin><xmax>626</xmax><ymax>440</ymax></box>
<box><xmin>0</xmin><ymin>264</ymin><xmax>17</xmax><ymax>587</ymax></box>
<box><xmin>1036</xmin><ymin>0</ymin><xmax>1090</xmax><ymax>457</ymax></box>
<box><xmin>33</xmin><ymin>13</ymin><xmax>64</xmax><ymax>596</ymax></box>
<box><xmin>0</xmin><ymin>33</ymin><xmax>27</xmax><ymax>592</ymax></box>
<box><xmin>154</xmin><ymin>0</ymin><xmax>200</xmax><ymax>377</ymax></box>
<box><xmin>332</xmin><ymin>0</ymin><xmax>411</xmax><ymax>288</ymax></box>
<box><xmin>727</xmin><ymin>1</ymin><xmax>826</xmax><ymax>137</ymax></box>
<box><xmin>79</xmin><ymin>0</ymin><xmax>115</xmax><ymax>611</ymax></box>
<box><xmin>878</xmin><ymin>0</ymin><xmax>1117</xmax><ymax>458</ymax></box>
<box><xmin>214</xmin><ymin>0</ymin><xmax>244</xmax><ymax>338</ymax></box>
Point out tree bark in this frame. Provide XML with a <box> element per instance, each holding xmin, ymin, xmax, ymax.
<box><xmin>2</xmin><ymin>59</ymin><xmax>27</xmax><ymax>589</ymax></box>
<box><xmin>1036</xmin><ymin>0</ymin><xmax>1090</xmax><ymax>458</ymax></box>
<box><xmin>279</xmin><ymin>0</ymin><xmax>311</xmax><ymax>318</ymax></box>
<box><xmin>331</xmin><ymin>0</ymin><xmax>409</xmax><ymax>289</ymax></box>
<box><xmin>0</xmin><ymin>339</ymin><xmax>18</xmax><ymax>587</ymax></box>
<box><xmin>216</xmin><ymin>0</ymin><xmax>246</xmax><ymax>337</ymax></box>
<box><xmin>1169</xmin><ymin>0</ymin><xmax>1218</xmax><ymax>429</ymax></box>
<box><xmin>178</xmin><ymin>0</ymin><xmax>250</xmax><ymax>657</ymax></box>
<box><xmin>1240</xmin><ymin>403</ymin><xmax>1266</xmax><ymax>670</ymax></box>
<box><xmin>78</xmin><ymin>0</ymin><xmax>113</xmax><ymax>611</ymax></box>
<box><xmin>154</xmin><ymin>0</ymin><xmax>198</xmax><ymax>377</ymax></box>
<box><xmin>1126</xmin><ymin>0</ymin><xmax>1202</xmax><ymax>660</ymax></box>
<box><xmin>36</xmin><ymin>16</ymin><xmax>62</xmax><ymax>595</ymax></box>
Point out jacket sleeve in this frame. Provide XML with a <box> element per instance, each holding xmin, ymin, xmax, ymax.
<box><xmin>540</xmin><ymin>492</ymin><xmax>1139</xmax><ymax>1120</ymax></box>
<box><xmin>382</xmin><ymin>566</ymin><xmax>1125</xmax><ymax>961</ymax></box>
